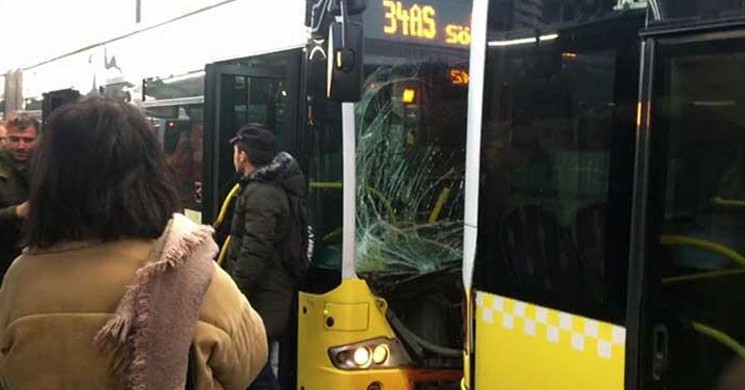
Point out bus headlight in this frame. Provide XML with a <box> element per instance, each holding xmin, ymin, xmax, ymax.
<box><xmin>372</xmin><ymin>344</ymin><xmax>389</xmax><ymax>364</ymax></box>
<box><xmin>353</xmin><ymin>347</ymin><xmax>372</xmax><ymax>367</ymax></box>
<box><xmin>329</xmin><ymin>337</ymin><xmax>411</xmax><ymax>370</ymax></box>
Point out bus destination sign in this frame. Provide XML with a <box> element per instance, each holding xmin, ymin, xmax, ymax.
<box><xmin>365</xmin><ymin>0</ymin><xmax>472</xmax><ymax>47</ymax></box>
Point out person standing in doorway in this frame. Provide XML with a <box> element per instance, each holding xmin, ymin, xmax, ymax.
<box><xmin>0</xmin><ymin>112</ymin><xmax>39</xmax><ymax>277</ymax></box>
<box><xmin>225</xmin><ymin>123</ymin><xmax>306</xmax><ymax>390</ymax></box>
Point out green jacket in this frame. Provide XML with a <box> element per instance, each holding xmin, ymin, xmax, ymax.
<box><xmin>0</xmin><ymin>150</ymin><xmax>29</xmax><ymax>277</ymax></box>
<box><xmin>225</xmin><ymin>154</ymin><xmax>300</xmax><ymax>339</ymax></box>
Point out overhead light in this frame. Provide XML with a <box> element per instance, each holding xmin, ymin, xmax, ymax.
<box><xmin>162</xmin><ymin>70</ymin><xmax>205</xmax><ymax>84</ymax></box>
<box><xmin>488</xmin><ymin>33</ymin><xmax>559</xmax><ymax>47</ymax></box>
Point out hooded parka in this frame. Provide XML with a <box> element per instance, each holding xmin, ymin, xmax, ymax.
<box><xmin>224</xmin><ymin>152</ymin><xmax>306</xmax><ymax>339</ymax></box>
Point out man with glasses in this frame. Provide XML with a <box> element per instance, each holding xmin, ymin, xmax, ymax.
<box><xmin>0</xmin><ymin>112</ymin><xmax>39</xmax><ymax>279</ymax></box>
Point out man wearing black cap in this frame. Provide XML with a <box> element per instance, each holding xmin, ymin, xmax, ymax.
<box><xmin>224</xmin><ymin>124</ymin><xmax>306</xmax><ymax>390</ymax></box>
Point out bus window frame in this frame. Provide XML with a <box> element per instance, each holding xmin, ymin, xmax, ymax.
<box><xmin>628</xmin><ymin>26</ymin><xmax>745</xmax><ymax>390</ymax></box>
<box><xmin>202</xmin><ymin>49</ymin><xmax>304</xmax><ymax>223</ymax></box>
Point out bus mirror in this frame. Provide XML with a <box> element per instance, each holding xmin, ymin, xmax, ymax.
<box><xmin>307</xmin><ymin>0</ymin><xmax>366</xmax><ymax>39</ymax></box>
<box><xmin>326</xmin><ymin>21</ymin><xmax>364</xmax><ymax>102</ymax></box>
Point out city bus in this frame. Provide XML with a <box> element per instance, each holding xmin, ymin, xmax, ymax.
<box><xmin>464</xmin><ymin>0</ymin><xmax>745</xmax><ymax>388</ymax></box>
<box><xmin>297</xmin><ymin>1</ymin><xmax>470</xmax><ymax>388</ymax></box>
<box><xmin>4</xmin><ymin>0</ymin><xmax>473</xmax><ymax>388</ymax></box>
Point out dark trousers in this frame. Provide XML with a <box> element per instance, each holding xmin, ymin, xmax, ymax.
<box><xmin>249</xmin><ymin>362</ymin><xmax>280</xmax><ymax>390</ymax></box>
<box><xmin>249</xmin><ymin>338</ymin><xmax>280</xmax><ymax>390</ymax></box>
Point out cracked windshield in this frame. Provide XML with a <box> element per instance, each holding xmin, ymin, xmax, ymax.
<box><xmin>354</xmin><ymin>54</ymin><xmax>469</xmax><ymax>355</ymax></box>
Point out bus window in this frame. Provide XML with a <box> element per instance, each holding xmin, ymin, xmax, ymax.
<box><xmin>647</xmin><ymin>35</ymin><xmax>745</xmax><ymax>389</ymax></box>
<box><xmin>305</xmin><ymin>95</ymin><xmax>344</xmax><ymax>292</ymax></box>
<box><xmin>144</xmin><ymin>104</ymin><xmax>204</xmax><ymax>214</ymax></box>
<box><xmin>475</xmin><ymin>7</ymin><xmax>643</xmax><ymax>323</ymax></box>
<box><xmin>144</xmin><ymin>72</ymin><xmax>206</xmax><ymax>217</ymax></box>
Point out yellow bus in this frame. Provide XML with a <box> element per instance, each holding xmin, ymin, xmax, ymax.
<box><xmin>464</xmin><ymin>0</ymin><xmax>745</xmax><ymax>388</ymax></box>
<box><xmin>296</xmin><ymin>1</ymin><xmax>471</xmax><ymax>389</ymax></box>
<box><xmin>17</xmin><ymin>1</ymin><xmax>472</xmax><ymax>388</ymax></box>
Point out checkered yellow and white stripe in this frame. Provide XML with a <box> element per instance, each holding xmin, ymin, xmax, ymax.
<box><xmin>474</xmin><ymin>291</ymin><xmax>625</xmax><ymax>389</ymax></box>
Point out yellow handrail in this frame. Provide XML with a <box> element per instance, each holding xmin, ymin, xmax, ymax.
<box><xmin>660</xmin><ymin>235</ymin><xmax>745</xmax><ymax>269</ymax></box>
<box><xmin>663</xmin><ymin>269</ymin><xmax>745</xmax><ymax>284</ymax></box>
<box><xmin>212</xmin><ymin>183</ymin><xmax>241</xmax><ymax>265</ymax></box>
<box><xmin>212</xmin><ymin>183</ymin><xmax>242</xmax><ymax>230</ymax></box>
<box><xmin>429</xmin><ymin>186</ymin><xmax>451</xmax><ymax>223</ymax></box>
<box><xmin>712</xmin><ymin>197</ymin><xmax>745</xmax><ymax>208</ymax></box>
<box><xmin>660</xmin><ymin>237</ymin><xmax>745</xmax><ymax>359</ymax></box>
<box><xmin>216</xmin><ymin>235</ymin><xmax>232</xmax><ymax>266</ymax></box>
<box><xmin>310</xmin><ymin>181</ymin><xmax>343</xmax><ymax>189</ymax></box>
<box><xmin>692</xmin><ymin>321</ymin><xmax>745</xmax><ymax>357</ymax></box>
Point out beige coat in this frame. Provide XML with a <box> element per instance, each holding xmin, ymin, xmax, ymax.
<box><xmin>0</xmin><ymin>239</ymin><xmax>267</xmax><ymax>389</ymax></box>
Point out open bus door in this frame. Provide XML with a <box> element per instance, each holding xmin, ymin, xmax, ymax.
<box><xmin>202</xmin><ymin>50</ymin><xmax>304</xmax><ymax>388</ymax></box>
<box><xmin>628</xmin><ymin>26</ymin><xmax>745</xmax><ymax>390</ymax></box>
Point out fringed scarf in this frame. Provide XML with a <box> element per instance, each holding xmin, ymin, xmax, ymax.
<box><xmin>94</xmin><ymin>213</ymin><xmax>217</xmax><ymax>390</ymax></box>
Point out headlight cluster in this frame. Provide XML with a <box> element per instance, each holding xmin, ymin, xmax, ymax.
<box><xmin>328</xmin><ymin>337</ymin><xmax>412</xmax><ymax>370</ymax></box>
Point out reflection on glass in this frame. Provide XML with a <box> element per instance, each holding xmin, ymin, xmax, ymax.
<box><xmin>225</xmin><ymin>75</ymin><xmax>288</xmax><ymax>151</ymax></box>
<box><xmin>146</xmin><ymin>105</ymin><xmax>204</xmax><ymax>211</ymax></box>
<box><xmin>145</xmin><ymin>74</ymin><xmax>205</xmax><ymax>101</ymax></box>
<box><xmin>654</xmin><ymin>39</ymin><xmax>745</xmax><ymax>389</ymax></box>
<box><xmin>655</xmin><ymin>0</ymin><xmax>745</xmax><ymax>22</ymax></box>
<box><xmin>476</xmin><ymin>3</ymin><xmax>643</xmax><ymax>323</ymax></box>
<box><xmin>487</xmin><ymin>0</ymin><xmax>635</xmax><ymax>33</ymax></box>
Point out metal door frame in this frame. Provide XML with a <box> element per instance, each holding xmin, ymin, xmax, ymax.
<box><xmin>626</xmin><ymin>19</ymin><xmax>745</xmax><ymax>390</ymax></box>
<box><xmin>203</xmin><ymin>50</ymin><xmax>304</xmax><ymax>223</ymax></box>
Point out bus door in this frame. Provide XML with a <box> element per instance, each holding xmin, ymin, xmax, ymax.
<box><xmin>203</xmin><ymin>50</ymin><xmax>302</xmax><ymax>389</ymax></box>
<box><xmin>630</xmin><ymin>27</ymin><xmax>745</xmax><ymax>389</ymax></box>
<box><xmin>202</xmin><ymin>51</ymin><xmax>301</xmax><ymax>225</ymax></box>
<box><xmin>464</xmin><ymin>1</ymin><xmax>644</xmax><ymax>389</ymax></box>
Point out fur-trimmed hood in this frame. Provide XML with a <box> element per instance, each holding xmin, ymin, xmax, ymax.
<box><xmin>243</xmin><ymin>152</ymin><xmax>307</xmax><ymax>197</ymax></box>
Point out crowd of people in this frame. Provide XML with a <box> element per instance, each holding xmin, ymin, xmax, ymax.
<box><xmin>0</xmin><ymin>96</ymin><xmax>304</xmax><ymax>389</ymax></box>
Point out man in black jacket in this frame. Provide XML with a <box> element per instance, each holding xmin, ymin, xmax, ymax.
<box><xmin>0</xmin><ymin>113</ymin><xmax>39</xmax><ymax>278</ymax></box>
<box><xmin>225</xmin><ymin>124</ymin><xmax>304</xmax><ymax>390</ymax></box>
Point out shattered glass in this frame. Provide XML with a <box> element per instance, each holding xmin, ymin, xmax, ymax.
<box><xmin>354</xmin><ymin>62</ymin><xmax>466</xmax><ymax>353</ymax></box>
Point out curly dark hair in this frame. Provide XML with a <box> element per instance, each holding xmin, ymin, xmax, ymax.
<box><xmin>24</xmin><ymin>96</ymin><xmax>181</xmax><ymax>247</ymax></box>
<box><xmin>4</xmin><ymin>111</ymin><xmax>40</xmax><ymax>132</ymax></box>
